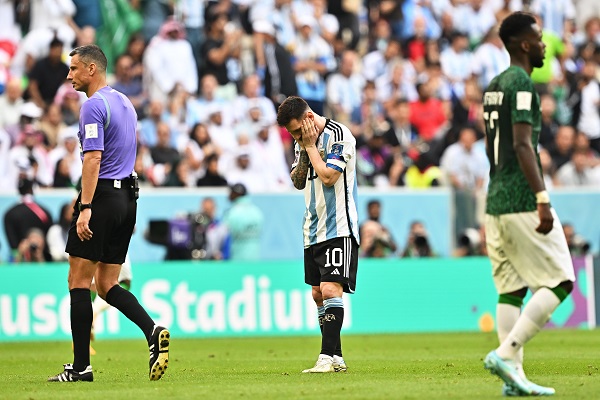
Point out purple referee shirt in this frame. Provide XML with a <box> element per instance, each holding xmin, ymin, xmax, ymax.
<box><xmin>78</xmin><ymin>86</ymin><xmax>137</xmax><ymax>179</ymax></box>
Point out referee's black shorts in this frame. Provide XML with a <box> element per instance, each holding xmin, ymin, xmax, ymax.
<box><xmin>66</xmin><ymin>178</ymin><xmax>136</xmax><ymax>264</ymax></box>
<box><xmin>304</xmin><ymin>236</ymin><xmax>359</xmax><ymax>294</ymax></box>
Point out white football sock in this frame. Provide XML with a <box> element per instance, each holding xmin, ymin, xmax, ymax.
<box><xmin>497</xmin><ymin>287</ymin><xmax>560</xmax><ymax>361</ymax></box>
<box><xmin>496</xmin><ymin>302</ymin><xmax>525</xmax><ymax>377</ymax></box>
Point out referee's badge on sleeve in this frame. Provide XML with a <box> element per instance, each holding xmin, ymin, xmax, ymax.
<box><xmin>85</xmin><ymin>123</ymin><xmax>99</xmax><ymax>139</ymax></box>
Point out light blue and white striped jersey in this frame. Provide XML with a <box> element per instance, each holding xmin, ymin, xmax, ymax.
<box><xmin>292</xmin><ymin>119</ymin><xmax>360</xmax><ymax>248</ymax></box>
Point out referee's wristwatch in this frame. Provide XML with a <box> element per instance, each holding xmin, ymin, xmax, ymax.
<box><xmin>78</xmin><ymin>202</ymin><xmax>92</xmax><ymax>211</ymax></box>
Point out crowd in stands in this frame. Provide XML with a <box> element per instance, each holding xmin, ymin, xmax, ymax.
<box><xmin>0</xmin><ymin>0</ymin><xmax>599</xmax><ymax>251</ymax></box>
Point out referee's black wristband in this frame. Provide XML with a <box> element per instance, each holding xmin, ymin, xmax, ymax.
<box><xmin>78</xmin><ymin>202</ymin><xmax>92</xmax><ymax>211</ymax></box>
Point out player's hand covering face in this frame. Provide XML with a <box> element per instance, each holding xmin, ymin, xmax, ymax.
<box><xmin>300</xmin><ymin>117</ymin><xmax>319</xmax><ymax>148</ymax></box>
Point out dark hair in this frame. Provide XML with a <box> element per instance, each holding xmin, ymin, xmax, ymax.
<box><xmin>18</xmin><ymin>177</ymin><xmax>34</xmax><ymax>196</ymax></box>
<box><xmin>276</xmin><ymin>96</ymin><xmax>309</xmax><ymax>127</ymax></box>
<box><xmin>499</xmin><ymin>12</ymin><xmax>537</xmax><ymax>48</ymax></box>
<box><xmin>69</xmin><ymin>44</ymin><xmax>108</xmax><ymax>72</ymax></box>
<box><xmin>189</xmin><ymin>122</ymin><xmax>209</xmax><ymax>145</ymax></box>
<box><xmin>49</xmin><ymin>37</ymin><xmax>63</xmax><ymax>48</ymax></box>
<box><xmin>367</xmin><ymin>200</ymin><xmax>380</xmax><ymax>208</ymax></box>
<box><xmin>204</xmin><ymin>153</ymin><xmax>219</xmax><ymax>164</ymax></box>
<box><xmin>114</xmin><ymin>53</ymin><xmax>132</xmax><ymax>68</ymax></box>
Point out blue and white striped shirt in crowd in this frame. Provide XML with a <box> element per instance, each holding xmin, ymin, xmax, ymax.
<box><xmin>292</xmin><ymin>119</ymin><xmax>360</xmax><ymax>248</ymax></box>
<box><xmin>472</xmin><ymin>43</ymin><xmax>510</xmax><ymax>89</ymax></box>
<box><xmin>530</xmin><ymin>0</ymin><xmax>575</xmax><ymax>37</ymax></box>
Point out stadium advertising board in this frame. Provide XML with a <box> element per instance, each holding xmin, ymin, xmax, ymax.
<box><xmin>0</xmin><ymin>258</ymin><xmax>593</xmax><ymax>342</ymax></box>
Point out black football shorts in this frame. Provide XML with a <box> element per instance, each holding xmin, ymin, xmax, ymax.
<box><xmin>66</xmin><ymin>179</ymin><xmax>136</xmax><ymax>264</ymax></box>
<box><xmin>304</xmin><ymin>236</ymin><xmax>358</xmax><ymax>293</ymax></box>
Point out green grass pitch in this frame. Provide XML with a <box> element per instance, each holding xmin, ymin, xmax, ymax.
<box><xmin>0</xmin><ymin>329</ymin><xmax>598</xmax><ymax>399</ymax></box>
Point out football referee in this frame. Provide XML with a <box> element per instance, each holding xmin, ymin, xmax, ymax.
<box><xmin>48</xmin><ymin>45</ymin><xmax>170</xmax><ymax>383</ymax></box>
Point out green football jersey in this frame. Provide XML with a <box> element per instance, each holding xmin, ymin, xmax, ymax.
<box><xmin>483</xmin><ymin>65</ymin><xmax>542</xmax><ymax>215</ymax></box>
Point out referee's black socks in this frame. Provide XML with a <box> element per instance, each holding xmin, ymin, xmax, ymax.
<box><xmin>105</xmin><ymin>284</ymin><xmax>155</xmax><ymax>342</ymax></box>
<box><xmin>70</xmin><ymin>288</ymin><xmax>93</xmax><ymax>372</ymax></box>
<box><xmin>320</xmin><ymin>297</ymin><xmax>344</xmax><ymax>357</ymax></box>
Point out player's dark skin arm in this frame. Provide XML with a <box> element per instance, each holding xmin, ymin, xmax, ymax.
<box><xmin>290</xmin><ymin>149</ymin><xmax>309</xmax><ymax>190</ymax></box>
<box><xmin>513</xmin><ymin>122</ymin><xmax>553</xmax><ymax>234</ymax></box>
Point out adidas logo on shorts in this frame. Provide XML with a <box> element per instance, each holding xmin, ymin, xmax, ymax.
<box><xmin>331</xmin><ymin>269</ymin><xmax>340</xmax><ymax>275</ymax></box>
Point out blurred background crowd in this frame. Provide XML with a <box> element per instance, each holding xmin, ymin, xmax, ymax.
<box><xmin>0</xmin><ymin>0</ymin><xmax>598</xmax><ymax>260</ymax></box>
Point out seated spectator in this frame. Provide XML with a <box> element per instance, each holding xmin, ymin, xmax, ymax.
<box><xmin>187</xmin><ymin>74</ymin><xmax>234</xmax><ymax>127</ymax></box>
<box><xmin>471</xmin><ymin>26</ymin><xmax>510</xmax><ymax>90</ymax></box>
<box><xmin>409</xmin><ymin>81</ymin><xmax>447</xmax><ymax>142</ymax></box>
<box><xmin>0</xmin><ymin>127</ymin><xmax>10</xmax><ymax>191</ymax></box>
<box><xmin>48</xmin><ymin>127</ymin><xmax>82</xmax><ymax>188</ymax></box>
<box><xmin>9</xmin><ymin>25</ymin><xmax>75</xmax><ymax>77</ymax></box>
<box><xmin>247</xmin><ymin>124</ymin><xmax>291</xmax><ymax>191</ymax></box>
<box><xmin>421</xmin><ymin>61</ymin><xmax>452</xmax><ymax>102</ymax></box>
<box><xmin>39</xmin><ymin>103</ymin><xmax>67</xmax><ymax>149</ymax></box>
<box><xmin>452</xmin><ymin>0</ymin><xmax>496</xmax><ymax>45</ymax></box>
<box><xmin>326</xmin><ymin>49</ymin><xmax>365</xmax><ymax>127</ymax></box>
<box><xmin>401</xmin><ymin>220</ymin><xmax>435</xmax><ymax>258</ymax></box>
<box><xmin>144</xmin><ymin>19</ymin><xmax>198</xmax><ymax>105</ymax></box>
<box><xmin>403</xmin><ymin>14</ymin><xmax>430</xmax><ymax>66</ymax></box>
<box><xmin>356</xmin><ymin>131</ymin><xmax>395</xmax><ymax>186</ymax></box>
<box><xmin>449</xmin><ymin>79</ymin><xmax>483</xmax><ymax>144</ymax></box>
<box><xmin>555</xmin><ymin>148</ymin><xmax>600</xmax><ymax>186</ymax></box>
<box><xmin>291</xmin><ymin>14</ymin><xmax>335</xmax><ymax>115</ymax></box>
<box><xmin>206</xmin><ymin>105</ymin><xmax>237</xmax><ymax>168</ymax></box>
<box><xmin>186</xmin><ymin>123</ymin><xmax>218</xmax><ymax>184</ymax></box>
<box><xmin>538</xmin><ymin>94</ymin><xmax>559</xmax><ymax>149</ymax></box>
<box><xmin>27</xmin><ymin>37</ymin><xmax>69</xmax><ymax>109</ymax></box>
<box><xmin>440</xmin><ymin>126</ymin><xmax>488</xmax><ymax>191</ymax></box>
<box><xmin>111</xmin><ymin>54</ymin><xmax>147</xmax><ymax>116</ymax></box>
<box><xmin>124</xmin><ymin>33</ymin><xmax>146</xmax><ymax>85</ymax></box>
<box><xmin>139</xmin><ymin>100</ymin><xmax>167</xmax><ymax>148</ymax></box>
<box><xmin>539</xmin><ymin>148</ymin><xmax>556</xmax><ymax>190</ymax></box>
<box><xmin>363</xmin><ymin>38</ymin><xmax>403</xmax><ymax>82</ymax></box>
<box><xmin>8</xmin><ymin>124</ymin><xmax>53</xmax><ymax>189</ymax></box>
<box><xmin>232</xmin><ymin>74</ymin><xmax>277</xmax><ymax>125</ymax></box>
<box><xmin>404</xmin><ymin>150</ymin><xmax>443</xmax><ymax>189</ymax></box>
<box><xmin>0</xmin><ymin>77</ymin><xmax>24</xmax><ymax>132</ymax></box>
<box><xmin>148</xmin><ymin>122</ymin><xmax>180</xmax><ymax>186</ymax></box>
<box><xmin>440</xmin><ymin>31</ymin><xmax>473</xmax><ymax>98</ymax></box>
<box><xmin>235</xmin><ymin>105</ymin><xmax>266</xmax><ymax>140</ymax></box>
<box><xmin>383</xmin><ymin>98</ymin><xmax>420</xmax><ymax>151</ymax></box>
<box><xmin>162</xmin><ymin>157</ymin><xmax>190</xmax><ymax>187</ymax></box>
<box><xmin>573</xmin><ymin>60</ymin><xmax>600</xmax><ymax>153</ymax></box>
<box><xmin>547</xmin><ymin>125</ymin><xmax>575</xmax><ymax>170</ymax></box>
<box><xmin>225</xmin><ymin>146</ymin><xmax>265</xmax><ymax>193</ymax></box>
<box><xmin>200</xmin><ymin>10</ymin><xmax>243</xmax><ymax>98</ymax></box>
<box><xmin>252</xmin><ymin>19</ymin><xmax>298</xmax><ymax>109</ymax></box>
<box><xmin>376</xmin><ymin>60</ymin><xmax>418</xmax><ymax>111</ymax></box>
<box><xmin>197</xmin><ymin>153</ymin><xmax>228</xmax><ymax>187</ymax></box>
<box><xmin>63</xmin><ymin>90</ymin><xmax>83</xmax><ymax>126</ymax></box>
<box><xmin>574</xmin><ymin>131</ymin><xmax>600</xmax><ymax>167</ymax></box>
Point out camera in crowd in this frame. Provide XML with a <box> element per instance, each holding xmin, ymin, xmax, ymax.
<box><xmin>146</xmin><ymin>212</ymin><xmax>212</xmax><ymax>260</ymax></box>
<box><xmin>457</xmin><ymin>227</ymin><xmax>483</xmax><ymax>257</ymax></box>
<box><xmin>570</xmin><ymin>234</ymin><xmax>591</xmax><ymax>256</ymax></box>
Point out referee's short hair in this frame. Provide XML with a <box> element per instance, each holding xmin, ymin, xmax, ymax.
<box><xmin>498</xmin><ymin>12</ymin><xmax>537</xmax><ymax>48</ymax></box>
<box><xmin>70</xmin><ymin>44</ymin><xmax>108</xmax><ymax>73</ymax></box>
<box><xmin>277</xmin><ymin>96</ymin><xmax>309</xmax><ymax>127</ymax></box>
